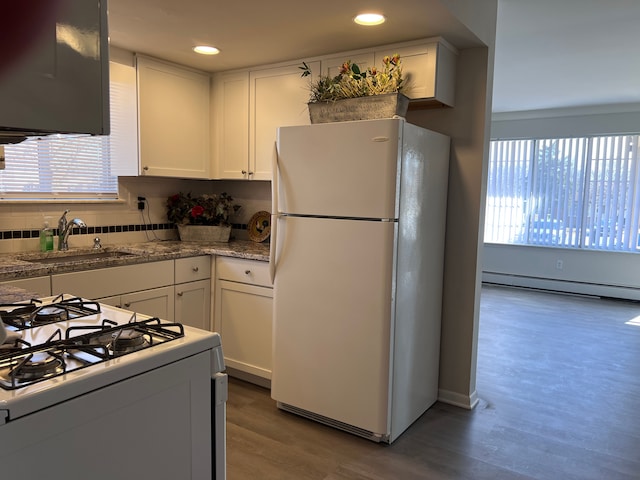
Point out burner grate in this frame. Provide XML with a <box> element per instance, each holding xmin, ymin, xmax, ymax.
<box><xmin>0</xmin><ymin>318</ymin><xmax>184</xmax><ymax>390</ymax></box>
<box><xmin>0</xmin><ymin>295</ymin><xmax>101</xmax><ymax>330</ymax></box>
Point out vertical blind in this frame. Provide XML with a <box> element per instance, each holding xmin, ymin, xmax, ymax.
<box><xmin>0</xmin><ymin>62</ymin><xmax>137</xmax><ymax>199</ymax></box>
<box><xmin>485</xmin><ymin>134</ymin><xmax>640</xmax><ymax>252</ymax></box>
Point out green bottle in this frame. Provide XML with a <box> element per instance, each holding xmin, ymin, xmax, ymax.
<box><xmin>39</xmin><ymin>221</ymin><xmax>54</xmax><ymax>252</ymax></box>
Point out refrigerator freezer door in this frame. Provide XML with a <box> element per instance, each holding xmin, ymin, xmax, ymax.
<box><xmin>271</xmin><ymin>215</ymin><xmax>396</xmax><ymax>436</ymax></box>
<box><xmin>276</xmin><ymin>119</ymin><xmax>402</xmax><ymax>219</ymax></box>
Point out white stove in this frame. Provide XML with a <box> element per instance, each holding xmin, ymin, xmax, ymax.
<box><xmin>0</xmin><ymin>294</ymin><xmax>227</xmax><ymax>480</ymax></box>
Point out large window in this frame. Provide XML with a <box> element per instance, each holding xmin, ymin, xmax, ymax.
<box><xmin>0</xmin><ymin>62</ymin><xmax>137</xmax><ymax>200</ymax></box>
<box><xmin>485</xmin><ymin>134</ymin><xmax>640</xmax><ymax>252</ymax></box>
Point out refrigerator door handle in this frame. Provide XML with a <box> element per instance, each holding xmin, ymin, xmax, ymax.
<box><xmin>269</xmin><ymin>141</ymin><xmax>279</xmax><ymax>284</ymax></box>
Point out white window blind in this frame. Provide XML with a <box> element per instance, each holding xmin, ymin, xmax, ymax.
<box><xmin>485</xmin><ymin>135</ymin><xmax>640</xmax><ymax>252</ymax></box>
<box><xmin>0</xmin><ymin>61</ymin><xmax>138</xmax><ymax>200</ymax></box>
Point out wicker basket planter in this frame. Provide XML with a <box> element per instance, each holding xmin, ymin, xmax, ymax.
<box><xmin>307</xmin><ymin>93</ymin><xmax>410</xmax><ymax>124</ymax></box>
<box><xmin>177</xmin><ymin>224</ymin><xmax>231</xmax><ymax>243</ymax></box>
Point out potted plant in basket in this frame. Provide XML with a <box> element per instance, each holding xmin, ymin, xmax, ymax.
<box><xmin>300</xmin><ymin>53</ymin><xmax>407</xmax><ymax>123</ymax></box>
<box><xmin>167</xmin><ymin>192</ymin><xmax>241</xmax><ymax>243</ymax></box>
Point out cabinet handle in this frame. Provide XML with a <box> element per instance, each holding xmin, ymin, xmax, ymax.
<box><xmin>248</xmin><ymin>171</ymin><xmax>254</xmax><ymax>176</ymax></box>
<box><xmin>192</xmin><ymin>266</ymin><xmax>199</xmax><ymax>272</ymax></box>
<box><xmin>143</xmin><ymin>166</ymin><xmax>149</xmax><ymax>171</ymax></box>
<box><xmin>124</xmin><ymin>302</ymin><xmax>131</xmax><ymax>308</ymax></box>
<box><xmin>241</xmin><ymin>170</ymin><xmax>247</xmax><ymax>175</ymax></box>
<box><xmin>177</xmin><ymin>291</ymin><xmax>183</xmax><ymax>297</ymax></box>
<box><xmin>245</xmin><ymin>270</ymin><xmax>251</xmax><ymax>275</ymax></box>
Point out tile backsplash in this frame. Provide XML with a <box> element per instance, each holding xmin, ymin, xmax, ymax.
<box><xmin>0</xmin><ymin>177</ymin><xmax>271</xmax><ymax>254</ymax></box>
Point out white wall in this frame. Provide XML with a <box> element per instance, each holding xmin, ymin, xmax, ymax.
<box><xmin>483</xmin><ymin>243</ymin><xmax>640</xmax><ymax>300</ymax></box>
<box><xmin>0</xmin><ymin>176</ymin><xmax>271</xmax><ymax>253</ymax></box>
<box><xmin>485</xmin><ymin>104</ymin><xmax>640</xmax><ymax>300</ymax></box>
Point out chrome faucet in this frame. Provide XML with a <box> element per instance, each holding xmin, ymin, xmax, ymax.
<box><xmin>58</xmin><ymin>209</ymin><xmax>87</xmax><ymax>251</ymax></box>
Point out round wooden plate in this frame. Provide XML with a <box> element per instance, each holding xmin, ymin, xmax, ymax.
<box><xmin>248</xmin><ymin>211</ymin><xmax>271</xmax><ymax>242</ymax></box>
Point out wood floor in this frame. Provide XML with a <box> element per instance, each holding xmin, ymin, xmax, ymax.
<box><xmin>225</xmin><ymin>285</ymin><xmax>640</xmax><ymax>479</ymax></box>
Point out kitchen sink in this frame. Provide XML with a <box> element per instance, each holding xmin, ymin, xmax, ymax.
<box><xmin>20</xmin><ymin>251</ymin><xmax>139</xmax><ymax>264</ymax></box>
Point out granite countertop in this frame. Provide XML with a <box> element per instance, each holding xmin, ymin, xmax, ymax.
<box><xmin>0</xmin><ymin>240</ymin><xmax>270</xmax><ymax>282</ymax></box>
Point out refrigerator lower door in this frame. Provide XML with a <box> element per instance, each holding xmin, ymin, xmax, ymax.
<box><xmin>271</xmin><ymin>215</ymin><xmax>396</xmax><ymax>439</ymax></box>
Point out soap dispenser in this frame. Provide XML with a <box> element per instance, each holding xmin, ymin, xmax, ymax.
<box><xmin>39</xmin><ymin>219</ymin><xmax>54</xmax><ymax>252</ymax></box>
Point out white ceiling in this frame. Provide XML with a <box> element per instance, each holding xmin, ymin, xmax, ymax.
<box><xmin>107</xmin><ymin>0</ymin><xmax>640</xmax><ymax>114</ymax></box>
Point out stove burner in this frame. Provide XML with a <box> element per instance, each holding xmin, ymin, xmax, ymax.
<box><xmin>111</xmin><ymin>328</ymin><xmax>148</xmax><ymax>352</ymax></box>
<box><xmin>0</xmin><ymin>297</ymin><xmax>101</xmax><ymax>330</ymax></box>
<box><xmin>10</xmin><ymin>352</ymin><xmax>64</xmax><ymax>382</ymax></box>
<box><xmin>32</xmin><ymin>306</ymin><xmax>69</xmax><ymax>326</ymax></box>
<box><xmin>0</xmin><ymin>304</ymin><xmax>39</xmax><ymax>328</ymax></box>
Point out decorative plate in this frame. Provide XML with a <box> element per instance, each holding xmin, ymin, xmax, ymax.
<box><xmin>248</xmin><ymin>211</ymin><xmax>271</xmax><ymax>243</ymax></box>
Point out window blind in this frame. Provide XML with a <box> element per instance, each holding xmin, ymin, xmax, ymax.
<box><xmin>485</xmin><ymin>134</ymin><xmax>640</xmax><ymax>252</ymax></box>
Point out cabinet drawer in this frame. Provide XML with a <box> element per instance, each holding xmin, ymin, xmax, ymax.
<box><xmin>216</xmin><ymin>257</ymin><xmax>272</xmax><ymax>288</ymax></box>
<box><xmin>175</xmin><ymin>256</ymin><xmax>211</xmax><ymax>284</ymax></box>
<box><xmin>52</xmin><ymin>260</ymin><xmax>174</xmax><ymax>299</ymax></box>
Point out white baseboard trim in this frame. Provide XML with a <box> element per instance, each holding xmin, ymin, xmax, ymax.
<box><xmin>438</xmin><ymin>388</ymin><xmax>479</xmax><ymax>410</ymax></box>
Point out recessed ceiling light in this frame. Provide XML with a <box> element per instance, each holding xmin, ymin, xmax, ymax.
<box><xmin>193</xmin><ymin>45</ymin><xmax>220</xmax><ymax>55</ymax></box>
<box><xmin>353</xmin><ymin>13</ymin><xmax>386</xmax><ymax>26</ymax></box>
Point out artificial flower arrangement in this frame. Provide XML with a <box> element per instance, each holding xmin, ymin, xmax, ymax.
<box><xmin>166</xmin><ymin>192</ymin><xmax>240</xmax><ymax>226</ymax></box>
<box><xmin>300</xmin><ymin>53</ymin><xmax>404</xmax><ymax>103</ymax></box>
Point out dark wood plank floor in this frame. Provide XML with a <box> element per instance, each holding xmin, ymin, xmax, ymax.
<box><xmin>225</xmin><ymin>285</ymin><xmax>640</xmax><ymax>479</ymax></box>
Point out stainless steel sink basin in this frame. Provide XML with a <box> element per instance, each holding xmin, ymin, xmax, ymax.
<box><xmin>20</xmin><ymin>251</ymin><xmax>138</xmax><ymax>264</ymax></box>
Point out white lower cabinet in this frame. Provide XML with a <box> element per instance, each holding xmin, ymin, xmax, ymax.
<box><xmin>214</xmin><ymin>257</ymin><xmax>273</xmax><ymax>383</ymax></box>
<box><xmin>174</xmin><ymin>256</ymin><xmax>212</xmax><ymax>331</ymax></box>
<box><xmin>99</xmin><ymin>286</ymin><xmax>176</xmax><ymax>322</ymax></box>
<box><xmin>175</xmin><ymin>279</ymin><xmax>211</xmax><ymax>331</ymax></box>
<box><xmin>50</xmin><ymin>257</ymin><xmax>212</xmax><ymax>328</ymax></box>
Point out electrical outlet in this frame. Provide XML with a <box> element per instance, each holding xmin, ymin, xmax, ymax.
<box><xmin>556</xmin><ymin>260</ymin><xmax>563</xmax><ymax>270</ymax></box>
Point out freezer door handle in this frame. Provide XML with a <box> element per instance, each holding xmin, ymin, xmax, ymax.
<box><xmin>269</xmin><ymin>141</ymin><xmax>279</xmax><ymax>284</ymax></box>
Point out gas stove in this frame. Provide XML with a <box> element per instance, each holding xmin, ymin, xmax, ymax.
<box><xmin>0</xmin><ymin>293</ymin><xmax>226</xmax><ymax>479</ymax></box>
<box><xmin>0</xmin><ymin>294</ymin><xmax>191</xmax><ymax>390</ymax></box>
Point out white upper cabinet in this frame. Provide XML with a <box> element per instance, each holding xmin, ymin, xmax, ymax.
<box><xmin>212</xmin><ymin>71</ymin><xmax>250</xmax><ymax>179</ymax></box>
<box><xmin>321</xmin><ymin>53</ymin><xmax>375</xmax><ymax>80</ymax></box>
<box><xmin>137</xmin><ymin>56</ymin><xmax>211</xmax><ymax>179</ymax></box>
<box><xmin>375</xmin><ymin>40</ymin><xmax>457</xmax><ymax>106</ymax></box>
<box><xmin>210</xmin><ymin>37</ymin><xmax>456</xmax><ymax>179</ymax></box>
<box><xmin>322</xmin><ymin>39</ymin><xmax>458</xmax><ymax>107</ymax></box>
<box><xmin>249</xmin><ymin>61</ymin><xmax>320</xmax><ymax>180</ymax></box>
<box><xmin>212</xmin><ymin>61</ymin><xmax>319</xmax><ymax>180</ymax></box>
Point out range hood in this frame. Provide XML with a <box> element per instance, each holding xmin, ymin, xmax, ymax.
<box><xmin>0</xmin><ymin>0</ymin><xmax>110</xmax><ymax>144</ymax></box>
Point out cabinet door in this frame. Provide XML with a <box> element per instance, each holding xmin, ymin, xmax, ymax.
<box><xmin>214</xmin><ymin>279</ymin><xmax>273</xmax><ymax>379</ymax></box>
<box><xmin>212</xmin><ymin>71</ymin><xmax>250</xmax><ymax>179</ymax></box>
<box><xmin>322</xmin><ymin>52</ymin><xmax>374</xmax><ymax>78</ymax></box>
<box><xmin>249</xmin><ymin>61</ymin><xmax>320</xmax><ymax>180</ymax></box>
<box><xmin>121</xmin><ymin>286</ymin><xmax>175</xmax><ymax>321</ymax></box>
<box><xmin>137</xmin><ymin>56</ymin><xmax>210</xmax><ymax>178</ymax></box>
<box><xmin>375</xmin><ymin>41</ymin><xmax>456</xmax><ymax>106</ymax></box>
<box><xmin>175</xmin><ymin>279</ymin><xmax>211</xmax><ymax>331</ymax></box>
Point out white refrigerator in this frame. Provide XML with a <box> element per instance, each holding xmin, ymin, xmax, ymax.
<box><xmin>269</xmin><ymin>118</ymin><xmax>450</xmax><ymax>443</ymax></box>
